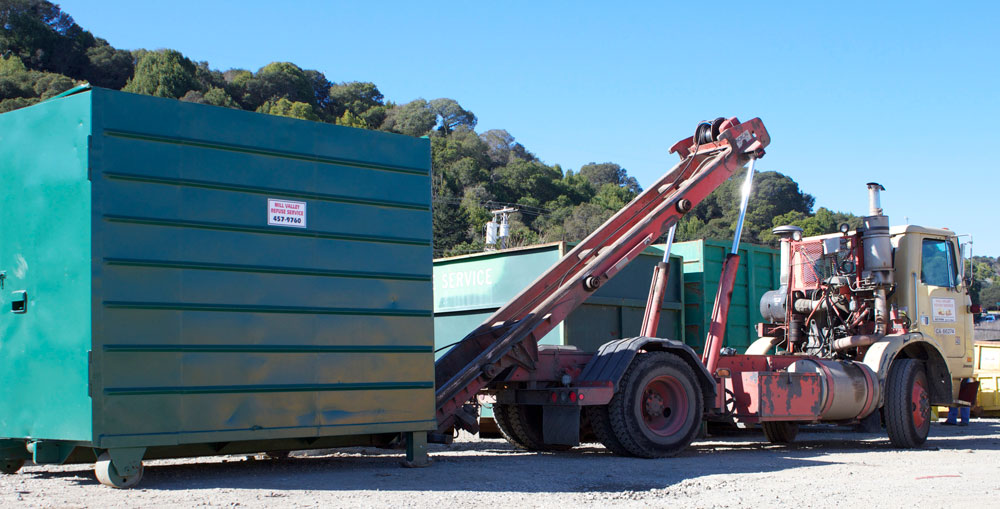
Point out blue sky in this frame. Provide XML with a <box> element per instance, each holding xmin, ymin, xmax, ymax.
<box><xmin>58</xmin><ymin>1</ymin><xmax>1000</xmax><ymax>254</ymax></box>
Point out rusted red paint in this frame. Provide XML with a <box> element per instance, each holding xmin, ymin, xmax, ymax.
<box><xmin>733</xmin><ymin>371</ymin><xmax>824</xmax><ymax>421</ymax></box>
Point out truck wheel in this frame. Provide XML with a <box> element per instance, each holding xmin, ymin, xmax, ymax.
<box><xmin>493</xmin><ymin>404</ymin><xmax>571</xmax><ymax>452</ymax></box>
<box><xmin>762</xmin><ymin>421</ymin><xmax>799</xmax><ymax>444</ymax></box>
<box><xmin>606</xmin><ymin>352</ymin><xmax>703</xmax><ymax>458</ymax></box>
<box><xmin>584</xmin><ymin>405</ymin><xmax>631</xmax><ymax>456</ymax></box>
<box><xmin>493</xmin><ymin>404</ymin><xmax>532</xmax><ymax>449</ymax></box>
<box><xmin>885</xmin><ymin>359</ymin><xmax>930</xmax><ymax>448</ymax></box>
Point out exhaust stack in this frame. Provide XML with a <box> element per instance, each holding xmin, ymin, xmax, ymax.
<box><xmin>862</xmin><ymin>183</ymin><xmax>892</xmax><ymax>334</ymax></box>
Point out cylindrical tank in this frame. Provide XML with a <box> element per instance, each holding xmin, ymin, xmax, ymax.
<box><xmin>788</xmin><ymin>359</ymin><xmax>880</xmax><ymax>421</ymax></box>
<box><xmin>760</xmin><ymin>288</ymin><xmax>786</xmax><ymax>323</ymax></box>
<box><xmin>862</xmin><ymin>215</ymin><xmax>893</xmax><ymax>278</ymax></box>
<box><xmin>485</xmin><ymin>221</ymin><xmax>498</xmax><ymax>244</ymax></box>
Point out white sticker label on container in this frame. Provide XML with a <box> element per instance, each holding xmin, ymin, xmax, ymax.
<box><xmin>934</xmin><ymin>327</ymin><xmax>956</xmax><ymax>336</ymax></box>
<box><xmin>267</xmin><ymin>199</ymin><xmax>307</xmax><ymax>228</ymax></box>
<box><xmin>931</xmin><ymin>298</ymin><xmax>956</xmax><ymax>322</ymax></box>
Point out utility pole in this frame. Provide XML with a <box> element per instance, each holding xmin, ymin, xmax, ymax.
<box><xmin>484</xmin><ymin>207</ymin><xmax>517</xmax><ymax>251</ymax></box>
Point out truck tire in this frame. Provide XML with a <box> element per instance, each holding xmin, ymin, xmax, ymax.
<box><xmin>761</xmin><ymin>421</ymin><xmax>799</xmax><ymax>444</ymax></box>
<box><xmin>884</xmin><ymin>359</ymin><xmax>930</xmax><ymax>448</ymax></box>
<box><xmin>584</xmin><ymin>405</ymin><xmax>631</xmax><ymax>456</ymax></box>
<box><xmin>606</xmin><ymin>352</ymin><xmax>703</xmax><ymax>458</ymax></box>
<box><xmin>493</xmin><ymin>404</ymin><xmax>571</xmax><ymax>452</ymax></box>
<box><xmin>493</xmin><ymin>404</ymin><xmax>532</xmax><ymax>449</ymax></box>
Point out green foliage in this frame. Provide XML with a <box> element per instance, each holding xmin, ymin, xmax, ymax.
<box><xmin>579</xmin><ymin>162</ymin><xmax>641</xmax><ymax>194</ymax></box>
<box><xmin>678</xmin><ymin>170</ymin><xmax>819</xmax><ymax>245</ymax></box>
<box><xmin>979</xmin><ymin>283</ymin><xmax>1000</xmax><ymax>310</ymax></box>
<box><xmin>6</xmin><ymin>2</ymin><xmax>979</xmax><ymax>265</ymax></box>
<box><xmin>381</xmin><ymin>98</ymin><xmax>436</xmax><ymax>136</ymax></box>
<box><xmin>328</xmin><ymin>81</ymin><xmax>384</xmax><ymax>124</ymax></box>
<box><xmin>123</xmin><ymin>49</ymin><xmax>200</xmax><ymax>99</ymax></box>
<box><xmin>335</xmin><ymin>110</ymin><xmax>367</xmax><ymax>128</ymax></box>
<box><xmin>429</xmin><ymin>98</ymin><xmax>476</xmax><ymax>134</ymax></box>
<box><xmin>82</xmin><ymin>39</ymin><xmax>133</xmax><ymax>89</ymax></box>
<box><xmin>0</xmin><ymin>0</ymin><xmax>94</xmax><ymax>77</ymax></box>
<box><xmin>0</xmin><ymin>54</ymin><xmax>73</xmax><ymax>112</ymax></box>
<box><xmin>256</xmin><ymin>97</ymin><xmax>320</xmax><ymax>121</ymax></box>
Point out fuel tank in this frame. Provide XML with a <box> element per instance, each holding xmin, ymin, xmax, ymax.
<box><xmin>788</xmin><ymin>359</ymin><xmax>881</xmax><ymax>421</ymax></box>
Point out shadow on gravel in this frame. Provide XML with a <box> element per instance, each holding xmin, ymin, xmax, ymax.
<box><xmin>16</xmin><ymin>420</ymin><xmax>1000</xmax><ymax>493</ymax></box>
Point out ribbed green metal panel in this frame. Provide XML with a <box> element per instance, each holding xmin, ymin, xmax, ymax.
<box><xmin>670</xmin><ymin>239</ymin><xmax>780</xmax><ymax>352</ymax></box>
<box><xmin>0</xmin><ymin>92</ymin><xmax>93</xmax><ymax>442</ymax></box>
<box><xmin>433</xmin><ymin>242</ymin><xmax>684</xmax><ymax>355</ymax></box>
<box><xmin>0</xmin><ymin>87</ymin><xmax>436</xmax><ymax>452</ymax></box>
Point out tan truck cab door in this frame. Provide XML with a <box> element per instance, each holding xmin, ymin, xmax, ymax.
<box><xmin>914</xmin><ymin>236</ymin><xmax>969</xmax><ymax>359</ymax></box>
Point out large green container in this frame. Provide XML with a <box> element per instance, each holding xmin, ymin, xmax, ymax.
<box><xmin>670</xmin><ymin>239</ymin><xmax>780</xmax><ymax>352</ymax></box>
<box><xmin>0</xmin><ymin>87</ymin><xmax>435</xmax><ymax>468</ymax></box>
<box><xmin>433</xmin><ymin>242</ymin><xmax>684</xmax><ymax>355</ymax></box>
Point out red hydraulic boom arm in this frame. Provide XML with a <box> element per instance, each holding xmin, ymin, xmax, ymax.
<box><xmin>434</xmin><ymin>117</ymin><xmax>769</xmax><ymax>434</ymax></box>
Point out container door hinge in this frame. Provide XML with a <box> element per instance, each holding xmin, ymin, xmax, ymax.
<box><xmin>87</xmin><ymin>350</ymin><xmax>93</xmax><ymax>397</ymax></box>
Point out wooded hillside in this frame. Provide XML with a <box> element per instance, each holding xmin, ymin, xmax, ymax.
<box><xmin>13</xmin><ymin>2</ymin><xmax>991</xmax><ymax>306</ymax></box>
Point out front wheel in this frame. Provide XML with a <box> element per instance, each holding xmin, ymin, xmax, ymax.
<box><xmin>604</xmin><ymin>352</ymin><xmax>703</xmax><ymax>458</ymax></box>
<box><xmin>884</xmin><ymin>359</ymin><xmax>930</xmax><ymax>448</ymax></box>
<box><xmin>762</xmin><ymin>421</ymin><xmax>799</xmax><ymax>444</ymax></box>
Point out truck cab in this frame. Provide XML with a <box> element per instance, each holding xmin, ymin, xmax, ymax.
<box><xmin>889</xmin><ymin>225</ymin><xmax>975</xmax><ymax>395</ymax></box>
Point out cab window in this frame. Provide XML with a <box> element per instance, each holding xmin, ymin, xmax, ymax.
<box><xmin>921</xmin><ymin>239</ymin><xmax>957</xmax><ymax>287</ymax></box>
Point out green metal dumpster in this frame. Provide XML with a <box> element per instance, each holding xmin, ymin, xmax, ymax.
<box><xmin>433</xmin><ymin>242</ymin><xmax>684</xmax><ymax>354</ymax></box>
<box><xmin>669</xmin><ymin>239</ymin><xmax>780</xmax><ymax>352</ymax></box>
<box><xmin>0</xmin><ymin>87</ymin><xmax>435</xmax><ymax>485</ymax></box>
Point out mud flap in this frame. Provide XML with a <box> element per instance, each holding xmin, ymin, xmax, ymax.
<box><xmin>543</xmin><ymin>406</ymin><xmax>580</xmax><ymax>446</ymax></box>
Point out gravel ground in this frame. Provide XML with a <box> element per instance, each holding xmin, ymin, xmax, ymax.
<box><xmin>2</xmin><ymin>419</ymin><xmax>999</xmax><ymax>508</ymax></box>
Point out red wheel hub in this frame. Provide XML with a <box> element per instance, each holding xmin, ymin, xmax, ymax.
<box><xmin>641</xmin><ymin>375</ymin><xmax>689</xmax><ymax>437</ymax></box>
<box><xmin>911</xmin><ymin>377</ymin><xmax>929</xmax><ymax>430</ymax></box>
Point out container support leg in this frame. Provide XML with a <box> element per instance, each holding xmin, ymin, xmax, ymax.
<box><xmin>105</xmin><ymin>447</ymin><xmax>145</xmax><ymax>477</ymax></box>
<box><xmin>402</xmin><ymin>431</ymin><xmax>431</xmax><ymax>468</ymax></box>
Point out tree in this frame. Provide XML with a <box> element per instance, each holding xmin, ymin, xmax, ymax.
<box><xmin>677</xmin><ymin>170</ymin><xmax>815</xmax><ymax>245</ymax></box>
<box><xmin>123</xmin><ymin>49</ymin><xmax>200</xmax><ymax>99</ymax></box>
<box><xmin>381</xmin><ymin>98</ymin><xmax>436</xmax><ymax>137</ymax></box>
<box><xmin>490</xmin><ymin>159</ymin><xmax>563</xmax><ymax>205</ymax></box>
<box><xmin>180</xmin><ymin>87</ymin><xmax>238</xmax><ymax>109</ymax></box>
<box><xmin>256</xmin><ymin>97</ymin><xmax>319</xmax><ymax>121</ymax></box>
<box><xmin>82</xmin><ymin>38</ymin><xmax>133</xmax><ymax>89</ymax></box>
<box><xmin>303</xmin><ymin>69</ymin><xmax>333</xmax><ymax>113</ymax></box>
<box><xmin>0</xmin><ymin>54</ymin><xmax>73</xmax><ymax>112</ymax></box>
<box><xmin>429</xmin><ymin>97</ymin><xmax>476</xmax><ymax>134</ymax></box>
<box><xmin>0</xmin><ymin>0</ymin><xmax>95</xmax><ymax>77</ymax></box>
<box><xmin>227</xmin><ymin>62</ymin><xmax>315</xmax><ymax>112</ymax></box>
<box><xmin>579</xmin><ymin>162</ymin><xmax>641</xmax><ymax>193</ymax></box>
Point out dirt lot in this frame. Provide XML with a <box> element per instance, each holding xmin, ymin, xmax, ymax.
<box><xmin>2</xmin><ymin>419</ymin><xmax>999</xmax><ymax>508</ymax></box>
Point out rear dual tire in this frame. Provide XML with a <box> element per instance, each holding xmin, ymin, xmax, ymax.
<box><xmin>494</xmin><ymin>403</ymin><xmax>571</xmax><ymax>452</ymax></box>
<box><xmin>590</xmin><ymin>352</ymin><xmax>702</xmax><ymax>458</ymax></box>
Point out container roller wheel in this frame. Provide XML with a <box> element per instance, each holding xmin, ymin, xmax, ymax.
<box><xmin>761</xmin><ymin>421</ymin><xmax>799</xmax><ymax>444</ymax></box>
<box><xmin>606</xmin><ymin>352</ymin><xmax>702</xmax><ymax>458</ymax></box>
<box><xmin>885</xmin><ymin>358</ymin><xmax>930</xmax><ymax>448</ymax></box>
<box><xmin>493</xmin><ymin>403</ymin><xmax>571</xmax><ymax>452</ymax></box>
<box><xmin>1</xmin><ymin>458</ymin><xmax>24</xmax><ymax>474</ymax></box>
<box><xmin>95</xmin><ymin>452</ymin><xmax>143</xmax><ymax>489</ymax></box>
